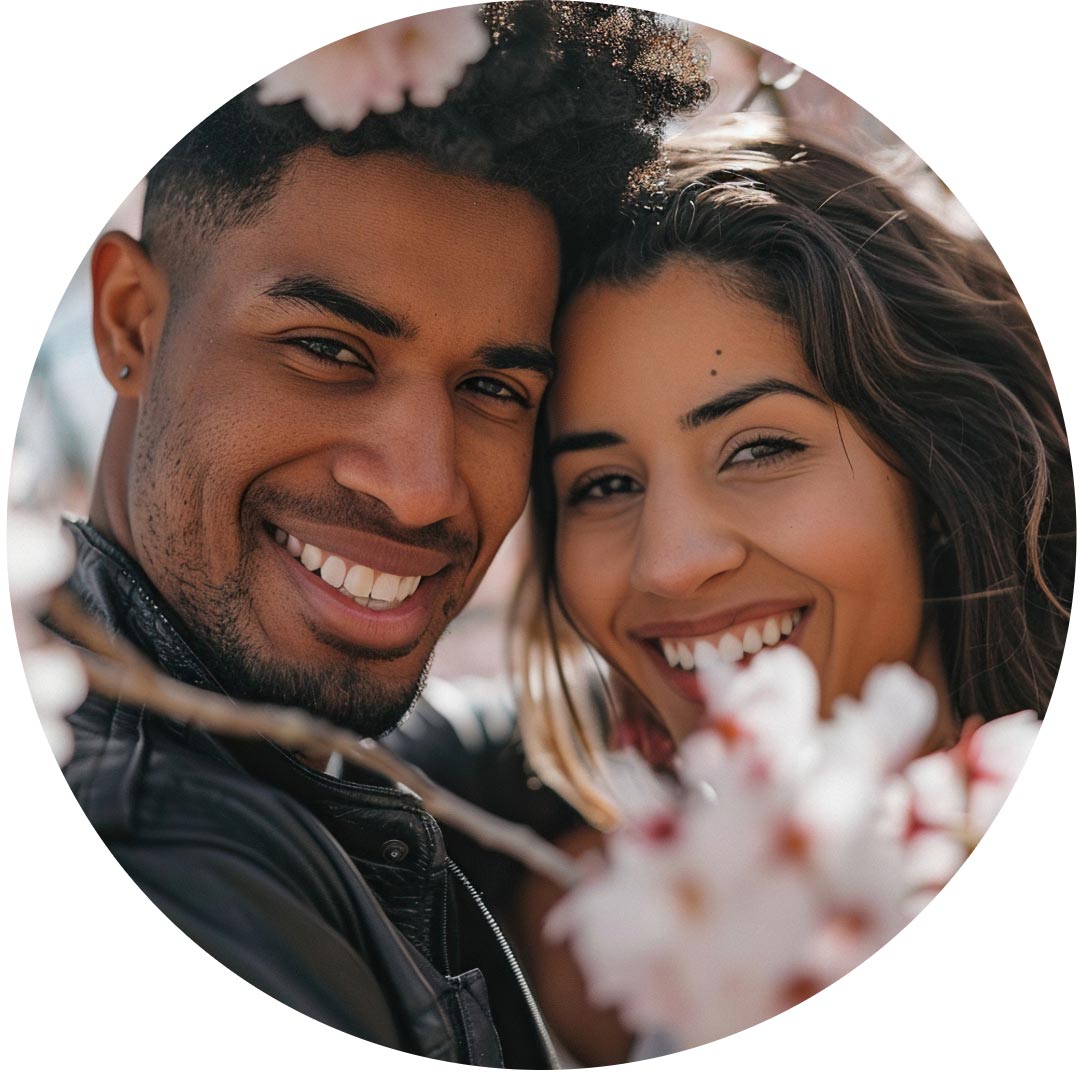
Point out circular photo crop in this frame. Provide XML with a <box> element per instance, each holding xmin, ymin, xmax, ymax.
<box><xmin>7</xmin><ymin>1</ymin><xmax>1074</xmax><ymax>1073</ymax></box>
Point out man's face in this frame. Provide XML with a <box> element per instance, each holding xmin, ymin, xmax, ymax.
<box><xmin>127</xmin><ymin>150</ymin><xmax>559</xmax><ymax>733</ymax></box>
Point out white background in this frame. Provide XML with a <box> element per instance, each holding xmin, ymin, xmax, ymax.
<box><xmin>3</xmin><ymin>1</ymin><xmax>1077</xmax><ymax>1077</ymax></box>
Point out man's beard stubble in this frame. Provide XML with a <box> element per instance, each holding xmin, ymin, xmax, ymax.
<box><xmin>178</xmin><ymin>568</ymin><xmax>435</xmax><ymax>739</ymax></box>
<box><xmin>131</xmin><ymin>416</ymin><xmax>471</xmax><ymax>738</ymax></box>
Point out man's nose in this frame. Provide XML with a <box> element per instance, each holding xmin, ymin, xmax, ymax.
<box><xmin>628</xmin><ymin>484</ymin><xmax>748</xmax><ymax>598</ymax></box>
<box><xmin>330</xmin><ymin>384</ymin><xmax>469</xmax><ymax>528</ymax></box>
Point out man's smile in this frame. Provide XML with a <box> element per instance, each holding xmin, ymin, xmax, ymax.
<box><xmin>270</xmin><ymin>524</ymin><xmax>446</xmax><ymax>610</ymax></box>
<box><xmin>268</xmin><ymin>529</ymin><xmax>446</xmax><ymax>655</ymax></box>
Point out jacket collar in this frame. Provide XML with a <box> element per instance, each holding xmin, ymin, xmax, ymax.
<box><xmin>64</xmin><ymin>516</ymin><xmax>231</xmax><ymax>694</ymax></box>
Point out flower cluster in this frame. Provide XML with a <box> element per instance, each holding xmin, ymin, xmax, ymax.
<box><xmin>256</xmin><ymin>7</ymin><xmax>491</xmax><ymax>131</ymax></box>
<box><xmin>546</xmin><ymin>647</ymin><xmax>1038</xmax><ymax>1050</ymax></box>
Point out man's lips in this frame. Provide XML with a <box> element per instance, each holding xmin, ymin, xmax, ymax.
<box><xmin>265</xmin><ymin>518</ymin><xmax>454</xmax><ymax>577</ymax></box>
<box><xmin>267</xmin><ymin>530</ymin><xmax>445</xmax><ymax>653</ymax></box>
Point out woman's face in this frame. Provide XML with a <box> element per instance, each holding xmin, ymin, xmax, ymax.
<box><xmin>549</xmin><ymin>258</ymin><xmax>935</xmax><ymax>743</ymax></box>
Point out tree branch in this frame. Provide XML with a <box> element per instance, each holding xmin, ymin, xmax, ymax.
<box><xmin>47</xmin><ymin>589</ymin><xmax>583</xmax><ymax>890</ymax></box>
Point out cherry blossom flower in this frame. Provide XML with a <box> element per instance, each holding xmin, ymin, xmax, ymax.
<box><xmin>549</xmin><ymin>648</ymin><xmax>1040</xmax><ymax>1050</ymax></box>
<box><xmin>256</xmin><ymin>7</ymin><xmax>490</xmax><ymax>131</ymax></box>
<box><xmin>889</xmin><ymin>711</ymin><xmax>1040</xmax><ymax>905</ymax></box>
<box><xmin>8</xmin><ymin>509</ymin><xmax>84</xmax><ymax>764</ymax></box>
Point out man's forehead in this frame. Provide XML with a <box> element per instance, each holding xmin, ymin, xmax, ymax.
<box><xmin>188</xmin><ymin>148</ymin><xmax>560</xmax><ymax>348</ymax></box>
<box><xmin>265</xmin><ymin>147</ymin><xmax>555</xmax><ymax>238</ymax></box>
<box><xmin>206</xmin><ymin>148</ymin><xmax>557</xmax><ymax>288</ymax></box>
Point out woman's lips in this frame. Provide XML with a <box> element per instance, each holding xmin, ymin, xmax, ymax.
<box><xmin>640</xmin><ymin>605</ymin><xmax>811</xmax><ymax>704</ymax></box>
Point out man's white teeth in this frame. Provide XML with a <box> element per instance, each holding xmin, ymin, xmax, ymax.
<box><xmin>278</xmin><ymin>532</ymin><xmax>423</xmax><ymax>608</ymax></box>
<box><xmin>300</xmin><ymin>544</ymin><xmax>324</xmax><ymax>571</ymax></box>
<box><xmin>659</xmin><ymin>609</ymin><xmax>802</xmax><ymax>671</ymax></box>
<box><xmin>320</xmin><ymin>555</ymin><xmax>347</xmax><ymax>589</ymax></box>
<box><xmin>371</xmin><ymin>573</ymin><xmax>400</xmax><ymax>602</ymax></box>
<box><xmin>344</xmin><ymin>563</ymin><xmax>374</xmax><ymax>598</ymax></box>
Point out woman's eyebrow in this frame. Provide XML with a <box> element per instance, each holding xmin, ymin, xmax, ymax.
<box><xmin>679</xmin><ymin>378</ymin><xmax>827</xmax><ymax>431</ymax></box>
<box><xmin>546</xmin><ymin>430</ymin><xmax>625</xmax><ymax>460</ymax></box>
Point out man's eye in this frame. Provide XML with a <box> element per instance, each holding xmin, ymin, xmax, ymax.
<box><xmin>462</xmin><ymin>375</ymin><xmax>527</xmax><ymax>406</ymax></box>
<box><xmin>288</xmin><ymin>337</ymin><xmax>365</xmax><ymax>368</ymax></box>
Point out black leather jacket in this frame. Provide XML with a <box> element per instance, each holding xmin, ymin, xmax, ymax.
<box><xmin>59</xmin><ymin>519</ymin><xmax>562</xmax><ymax>1067</ymax></box>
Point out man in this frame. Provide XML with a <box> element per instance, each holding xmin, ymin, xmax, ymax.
<box><xmin>59</xmin><ymin>2</ymin><xmax>709</xmax><ymax>1066</ymax></box>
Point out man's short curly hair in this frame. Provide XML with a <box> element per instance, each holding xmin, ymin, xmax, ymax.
<box><xmin>142</xmin><ymin>2</ymin><xmax>712</xmax><ymax>290</ymax></box>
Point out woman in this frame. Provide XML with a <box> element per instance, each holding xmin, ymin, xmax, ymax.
<box><xmin>515</xmin><ymin>120</ymin><xmax>1073</xmax><ymax>827</ymax></box>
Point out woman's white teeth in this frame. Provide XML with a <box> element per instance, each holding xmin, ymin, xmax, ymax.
<box><xmin>280</xmin><ymin>533</ymin><xmax>422</xmax><ymax>608</ymax></box>
<box><xmin>659</xmin><ymin>610</ymin><xmax>802</xmax><ymax>671</ymax></box>
<box><xmin>717</xmin><ymin>633</ymin><xmax>743</xmax><ymax>663</ymax></box>
<box><xmin>693</xmin><ymin>640</ymin><xmax>720</xmax><ymax>669</ymax></box>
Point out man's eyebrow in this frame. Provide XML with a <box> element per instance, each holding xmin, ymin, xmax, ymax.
<box><xmin>477</xmin><ymin>343</ymin><xmax>556</xmax><ymax>380</ymax></box>
<box><xmin>547</xmin><ymin>430</ymin><xmax>625</xmax><ymax>460</ymax></box>
<box><xmin>680</xmin><ymin>377</ymin><xmax>827</xmax><ymax>431</ymax></box>
<box><xmin>263</xmin><ymin>275</ymin><xmax>417</xmax><ymax>340</ymax></box>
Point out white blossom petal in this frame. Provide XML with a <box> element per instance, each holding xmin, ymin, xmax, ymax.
<box><xmin>255</xmin><ymin>8</ymin><xmax>490</xmax><ymax>131</ymax></box>
<box><xmin>902</xmin><ymin>751</ymin><xmax>966</xmax><ymax>830</ymax></box>
<box><xmin>831</xmin><ymin>663</ymin><xmax>938</xmax><ymax>774</ymax></box>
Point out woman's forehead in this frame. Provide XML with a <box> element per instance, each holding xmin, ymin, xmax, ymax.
<box><xmin>550</xmin><ymin>261</ymin><xmax>814</xmax><ymax>430</ymax></box>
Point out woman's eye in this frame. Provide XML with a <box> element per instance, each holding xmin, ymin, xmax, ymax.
<box><xmin>462</xmin><ymin>375</ymin><xmax>528</xmax><ymax>407</ymax></box>
<box><xmin>288</xmin><ymin>337</ymin><xmax>366</xmax><ymax>368</ymax></box>
<box><xmin>725</xmin><ymin>435</ymin><xmax>806</xmax><ymax>468</ymax></box>
<box><xmin>567</xmin><ymin>473</ymin><xmax>642</xmax><ymax>506</ymax></box>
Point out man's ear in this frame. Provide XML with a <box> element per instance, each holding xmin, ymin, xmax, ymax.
<box><xmin>91</xmin><ymin>231</ymin><xmax>169</xmax><ymax>397</ymax></box>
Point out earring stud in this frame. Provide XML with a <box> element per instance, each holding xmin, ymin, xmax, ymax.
<box><xmin>118</xmin><ymin>365</ymin><xmax>131</xmax><ymax>380</ymax></box>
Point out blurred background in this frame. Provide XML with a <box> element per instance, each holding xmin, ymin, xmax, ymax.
<box><xmin>12</xmin><ymin>15</ymin><xmax>977</xmax><ymax>685</ymax></box>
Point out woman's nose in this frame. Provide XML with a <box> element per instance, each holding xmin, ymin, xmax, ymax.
<box><xmin>628</xmin><ymin>486</ymin><xmax>748</xmax><ymax>598</ymax></box>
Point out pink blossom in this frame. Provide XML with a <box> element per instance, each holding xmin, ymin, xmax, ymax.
<box><xmin>8</xmin><ymin>509</ymin><xmax>82</xmax><ymax>763</ymax></box>
<box><xmin>961</xmin><ymin>711</ymin><xmax>1040</xmax><ymax>835</ymax></box>
<box><xmin>256</xmin><ymin>8</ymin><xmax>490</xmax><ymax>131</ymax></box>
<box><xmin>828</xmin><ymin>663</ymin><xmax>939</xmax><ymax>774</ymax></box>
<box><xmin>7</xmin><ymin>509</ymin><xmax>76</xmax><ymax>637</ymax></box>
<box><xmin>692</xmin><ymin>644</ymin><xmax>819</xmax><ymax>781</ymax></box>
<box><xmin>21</xmin><ymin>643</ymin><xmax>84</xmax><ymax>765</ymax></box>
<box><xmin>551</xmin><ymin>650</ymin><xmax>1039</xmax><ymax>1050</ymax></box>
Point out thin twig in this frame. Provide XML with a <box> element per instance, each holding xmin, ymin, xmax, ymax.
<box><xmin>47</xmin><ymin>589</ymin><xmax>583</xmax><ymax>890</ymax></box>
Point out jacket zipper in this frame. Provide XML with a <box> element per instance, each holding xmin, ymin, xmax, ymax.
<box><xmin>446</xmin><ymin>857</ymin><xmax>560</xmax><ymax>1069</ymax></box>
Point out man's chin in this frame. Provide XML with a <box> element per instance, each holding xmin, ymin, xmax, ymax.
<box><xmin>216</xmin><ymin>650</ymin><xmax>430</xmax><ymax>739</ymax></box>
